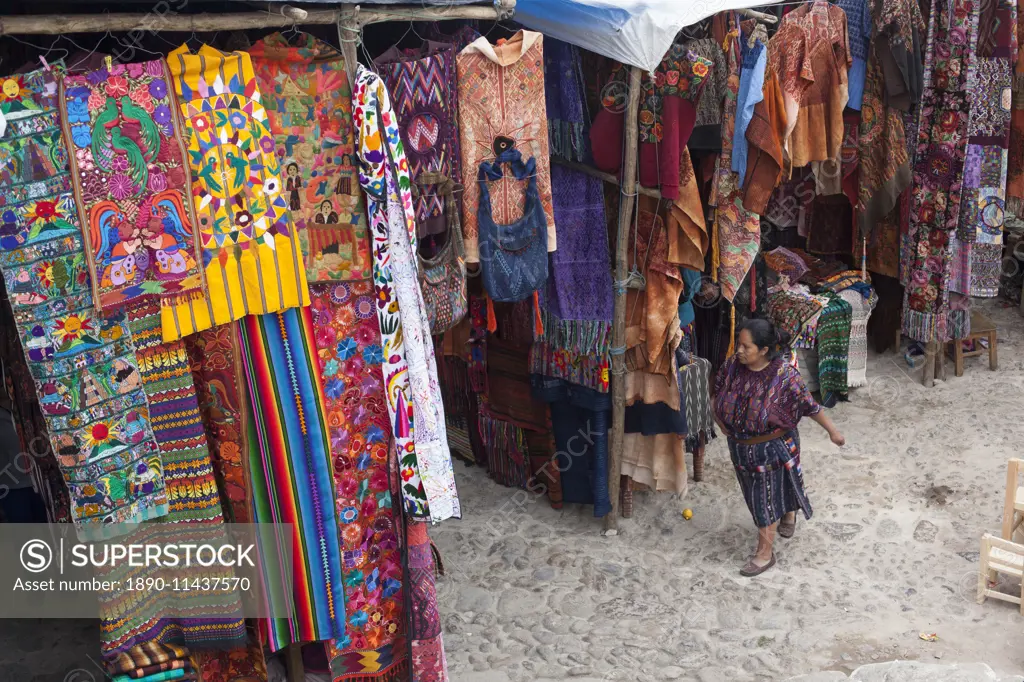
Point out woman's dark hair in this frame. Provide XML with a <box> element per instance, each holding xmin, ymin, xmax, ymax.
<box><xmin>740</xmin><ymin>318</ymin><xmax>791</xmax><ymax>360</ymax></box>
<box><xmin>286</xmin><ymin>162</ymin><xmax>298</xmax><ymax>174</ymax></box>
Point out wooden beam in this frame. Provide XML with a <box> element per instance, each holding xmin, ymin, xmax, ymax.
<box><xmin>550</xmin><ymin>157</ymin><xmax>663</xmax><ymax>200</ymax></box>
<box><xmin>603</xmin><ymin>65</ymin><xmax>644</xmax><ymax>536</ymax></box>
<box><xmin>736</xmin><ymin>7</ymin><xmax>778</xmax><ymax>23</ymax></box>
<box><xmin>0</xmin><ymin>1</ymin><xmax>514</xmax><ymax>34</ymax></box>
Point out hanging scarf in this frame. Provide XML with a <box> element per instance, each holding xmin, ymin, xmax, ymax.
<box><xmin>60</xmin><ymin>59</ymin><xmax>205</xmax><ymax>312</ymax></box>
<box><xmin>352</xmin><ymin>65</ymin><xmax>461</xmax><ymax>523</ymax></box>
<box><xmin>250</xmin><ymin>33</ymin><xmax>370</xmax><ymax>282</ymax></box>
<box><xmin>1007</xmin><ymin>0</ymin><xmax>1024</xmax><ymax>214</ymax></box>
<box><xmin>0</xmin><ymin>64</ymin><xmax>169</xmax><ymax>537</ymax></box>
<box><xmin>903</xmin><ymin>0</ymin><xmax>981</xmax><ymax>342</ymax></box>
<box><xmin>543</xmin><ymin>38</ymin><xmax>589</xmax><ymax>162</ymax></box>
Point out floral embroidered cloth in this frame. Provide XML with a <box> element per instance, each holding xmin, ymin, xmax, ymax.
<box><xmin>903</xmin><ymin>0</ymin><xmax>980</xmax><ymax>342</ymax></box>
<box><xmin>353</xmin><ymin>65</ymin><xmax>460</xmax><ymax>523</ymax></box>
<box><xmin>457</xmin><ymin>30</ymin><xmax>556</xmax><ymax>263</ymax></box>
<box><xmin>61</xmin><ymin>59</ymin><xmax>204</xmax><ymax>313</ymax></box>
<box><xmin>311</xmin><ymin>282</ymin><xmax>408</xmax><ymax>681</ymax></box>
<box><xmin>250</xmin><ymin>33</ymin><xmax>370</xmax><ymax>282</ymax></box>
<box><xmin>160</xmin><ymin>45</ymin><xmax>309</xmax><ymax>341</ymax></box>
<box><xmin>376</xmin><ymin>41</ymin><xmax>462</xmax><ymax>239</ymax></box>
<box><xmin>0</xmin><ymin>65</ymin><xmax>168</xmax><ymax>538</ymax></box>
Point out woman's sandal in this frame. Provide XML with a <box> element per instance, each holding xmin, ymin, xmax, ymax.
<box><xmin>740</xmin><ymin>553</ymin><xmax>776</xmax><ymax>577</ymax></box>
<box><xmin>778</xmin><ymin>516</ymin><xmax>797</xmax><ymax>539</ymax></box>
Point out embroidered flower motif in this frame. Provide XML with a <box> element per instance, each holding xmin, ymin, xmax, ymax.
<box><xmin>263</xmin><ymin>177</ymin><xmax>279</xmax><ymax>196</ymax></box>
<box><xmin>105</xmin><ymin>76</ymin><xmax>129</xmax><ymax>98</ymax></box>
<box><xmin>147</xmin><ymin>172</ymin><xmax>167</xmax><ymax>193</ymax></box>
<box><xmin>86</xmin><ymin>69</ymin><xmax>108</xmax><ymax>86</ymax></box>
<box><xmin>148</xmin><ymin>78</ymin><xmax>167</xmax><ymax>99</ymax></box>
<box><xmin>109</xmin><ymin>174</ymin><xmax>135</xmax><ymax>200</ymax></box>
<box><xmin>234</xmin><ymin>210</ymin><xmax>253</xmax><ymax>229</ymax></box>
<box><xmin>126</xmin><ymin>62</ymin><xmax>145</xmax><ymax>79</ymax></box>
<box><xmin>375</xmin><ymin>285</ymin><xmax>392</xmax><ymax>308</ymax></box>
<box><xmin>228</xmin><ymin>111</ymin><xmax>246</xmax><ymax>129</ymax></box>
<box><xmin>192</xmin><ymin>116</ymin><xmax>210</xmax><ymax>133</ymax></box>
<box><xmin>129</xmin><ymin>86</ymin><xmax>155</xmax><ymax>113</ymax></box>
<box><xmin>325</xmin><ymin>378</ymin><xmax>346</xmax><ymax>400</ymax></box>
<box><xmin>71</xmin><ymin>125</ymin><xmax>91</xmax><ymax>149</ymax></box>
<box><xmin>260</xmin><ymin>136</ymin><xmax>276</xmax><ymax>154</ymax></box>
<box><xmin>145</xmin><ymin>60</ymin><xmax>163</xmax><ymax>77</ymax></box>
<box><xmin>111</xmin><ymin>155</ymin><xmax>130</xmax><ymax>173</ymax></box>
<box><xmin>153</xmin><ymin>104</ymin><xmax>172</xmax><ymax>125</ymax></box>
<box><xmin>337</xmin><ymin>338</ymin><xmax>358</xmax><ymax>360</ymax></box>
<box><xmin>109</xmin><ymin>63</ymin><xmax>126</xmax><ymax>77</ymax></box>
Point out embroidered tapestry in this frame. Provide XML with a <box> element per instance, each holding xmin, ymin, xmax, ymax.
<box><xmin>250</xmin><ymin>33</ymin><xmax>370</xmax><ymax>282</ymax></box>
<box><xmin>311</xmin><ymin>282</ymin><xmax>408</xmax><ymax>682</ymax></box>
<box><xmin>238</xmin><ymin>308</ymin><xmax>346</xmax><ymax>651</ymax></box>
<box><xmin>0</xmin><ymin>65</ymin><xmax>168</xmax><ymax>538</ymax></box>
<box><xmin>377</xmin><ymin>41</ymin><xmax>462</xmax><ymax>239</ymax></box>
<box><xmin>161</xmin><ymin>45</ymin><xmax>309</xmax><ymax>341</ymax></box>
<box><xmin>353</xmin><ymin>65</ymin><xmax>461</xmax><ymax>523</ymax></box>
<box><xmin>903</xmin><ymin>0</ymin><xmax>981</xmax><ymax>342</ymax></box>
<box><xmin>61</xmin><ymin>59</ymin><xmax>205</xmax><ymax>313</ymax></box>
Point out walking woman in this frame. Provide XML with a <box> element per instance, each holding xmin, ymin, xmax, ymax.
<box><xmin>713</xmin><ymin>318</ymin><xmax>845</xmax><ymax>577</ymax></box>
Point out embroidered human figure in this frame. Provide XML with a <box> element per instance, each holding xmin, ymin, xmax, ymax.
<box><xmin>286</xmin><ymin>162</ymin><xmax>302</xmax><ymax>211</ymax></box>
<box><xmin>313</xmin><ymin>199</ymin><xmax>339</xmax><ymax>225</ymax></box>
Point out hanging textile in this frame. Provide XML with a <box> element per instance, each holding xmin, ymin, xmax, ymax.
<box><xmin>685</xmin><ymin>37</ymin><xmax>729</xmax><ymax>151</ymax></box>
<box><xmin>376</xmin><ymin>41</ymin><xmax>462</xmax><ymax>239</ymax></box>
<box><xmin>193</xmin><ymin>633</ymin><xmax>268</xmax><ymax>682</ymax></box>
<box><xmin>667</xmin><ymin>149</ymin><xmax>711</xmax><ymax>270</ymax></box>
<box><xmin>856</xmin><ymin>42</ymin><xmax>915</xmax><ymax>235</ymax></box>
<box><xmin>457</xmin><ymin>30</ymin><xmax>556</xmax><ymax>263</ymax></box>
<box><xmin>768</xmin><ymin>1</ymin><xmax>852</xmax><ymax>170</ymax></box>
<box><xmin>185</xmin><ymin>325</ymin><xmax>253</xmax><ymax>524</ymax></box>
<box><xmin>1007</xmin><ymin>0</ymin><xmax>1024</xmax><ymax>214</ymax></box>
<box><xmin>839</xmin><ymin>288</ymin><xmax>873</xmax><ymax>388</ymax></box>
<box><xmin>101</xmin><ymin>298</ymin><xmax>246</xmax><ymax>659</ymax></box>
<box><xmin>238</xmin><ymin>308</ymin><xmax>346</xmax><ymax>651</ymax></box>
<box><xmin>309</xmin><ymin>283</ymin><xmax>409</xmax><ymax>682</ymax></box>
<box><xmin>903</xmin><ymin>0</ymin><xmax>981</xmax><ymax>342</ymax></box>
<box><xmin>0</xmin><ymin>64</ymin><xmax>169</xmax><ymax>536</ymax></box>
<box><xmin>353</xmin><ymin>65</ymin><xmax>460</xmax><ymax>522</ymax></box>
<box><xmin>854</xmin><ymin>203</ymin><xmax>902</xmax><ymax>277</ymax></box>
<box><xmin>250</xmin><ymin>33</ymin><xmax>370</xmax><ymax>283</ymax></box>
<box><xmin>407</xmin><ymin>521</ymin><xmax>450</xmax><ymax>681</ymax></box>
<box><xmin>742</xmin><ymin>59</ymin><xmax>788</xmax><ymax>214</ymax></box>
<box><xmin>0</xmin><ymin>286</ymin><xmax>71</xmax><ymax>523</ymax></box>
<box><xmin>543</xmin><ymin>38</ymin><xmax>589</xmax><ymax>162</ymax></box>
<box><xmin>60</xmin><ymin>59</ymin><xmax>205</xmax><ymax>313</ymax></box>
<box><xmin>712</xmin><ymin>17</ymin><xmax>761</xmax><ymax>303</ymax></box>
<box><xmin>817</xmin><ymin>292</ymin><xmax>852</xmax><ymax>405</ymax></box>
<box><xmin>161</xmin><ymin>45</ymin><xmax>309</xmax><ymax>341</ymax></box>
<box><xmin>731</xmin><ymin>26</ymin><xmax>767</xmax><ymax>183</ymax></box>
<box><xmin>530</xmin><ymin>164</ymin><xmax>612</xmax><ymax>390</ymax></box>
<box><xmin>836</xmin><ymin>0</ymin><xmax>872</xmax><ymax>111</ymax></box>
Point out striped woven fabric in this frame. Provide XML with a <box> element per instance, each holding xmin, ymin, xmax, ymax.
<box><xmin>238</xmin><ymin>308</ymin><xmax>345</xmax><ymax>651</ymax></box>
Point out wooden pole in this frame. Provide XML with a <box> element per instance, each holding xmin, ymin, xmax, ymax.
<box><xmin>285</xmin><ymin>643</ymin><xmax>304</xmax><ymax>682</ymax></box>
<box><xmin>337</xmin><ymin>8</ymin><xmax>359</xmax><ymax>87</ymax></box>
<box><xmin>0</xmin><ymin>2</ymin><xmax>514</xmax><ymax>34</ymax></box>
<box><xmin>550</xmin><ymin>157</ymin><xmax>663</xmax><ymax>199</ymax></box>
<box><xmin>604</xmin><ymin>65</ymin><xmax>644</xmax><ymax>536</ymax></box>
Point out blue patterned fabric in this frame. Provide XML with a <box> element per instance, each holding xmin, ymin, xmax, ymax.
<box><xmin>732</xmin><ymin>35</ymin><xmax>766</xmax><ymax>183</ymax></box>
<box><xmin>837</xmin><ymin>0</ymin><xmax>873</xmax><ymax>110</ymax></box>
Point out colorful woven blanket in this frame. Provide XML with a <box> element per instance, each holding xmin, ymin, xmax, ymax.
<box><xmin>816</xmin><ymin>292</ymin><xmax>852</xmax><ymax>405</ymax></box>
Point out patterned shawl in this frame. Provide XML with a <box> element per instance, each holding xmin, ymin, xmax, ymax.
<box><xmin>543</xmin><ymin>38</ymin><xmax>589</xmax><ymax>162</ymax></box>
<box><xmin>0</xmin><ymin>65</ymin><xmax>168</xmax><ymax>537</ymax></box>
<box><xmin>903</xmin><ymin>0</ymin><xmax>981</xmax><ymax>342</ymax></box>
<box><xmin>1007</xmin><ymin>0</ymin><xmax>1024</xmax><ymax>214</ymax></box>
<box><xmin>61</xmin><ymin>59</ymin><xmax>204</xmax><ymax>312</ymax></box>
<box><xmin>353</xmin><ymin>65</ymin><xmax>460</xmax><ymax>523</ymax></box>
<box><xmin>817</xmin><ymin>292</ymin><xmax>852</xmax><ymax>405</ymax></box>
<box><xmin>160</xmin><ymin>44</ymin><xmax>309</xmax><ymax>342</ymax></box>
<box><xmin>250</xmin><ymin>33</ymin><xmax>369</xmax><ymax>282</ymax></box>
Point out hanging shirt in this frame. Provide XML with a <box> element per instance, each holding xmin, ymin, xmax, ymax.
<box><xmin>161</xmin><ymin>45</ymin><xmax>310</xmax><ymax>342</ymax></box>
<box><xmin>457</xmin><ymin>30</ymin><xmax>555</xmax><ymax>263</ymax></box>
<box><xmin>732</xmin><ymin>34</ymin><xmax>767</xmax><ymax>184</ymax></box>
<box><xmin>836</xmin><ymin>0</ymin><xmax>872</xmax><ymax>110</ymax></box>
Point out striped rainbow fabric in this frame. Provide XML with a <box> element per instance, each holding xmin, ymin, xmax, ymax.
<box><xmin>238</xmin><ymin>308</ymin><xmax>345</xmax><ymax>651</ymax></box>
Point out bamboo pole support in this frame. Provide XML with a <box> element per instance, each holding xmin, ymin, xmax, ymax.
<box><xmin>0</xmin><ymin>1</ymin><xmax>515</xmax><ymax>34</ymax></box>
<box><xmin>550</xmin><ymin>157</ymin><xmax>662</xmax><ymax>199</ymax></box>
<box><xmin>337</xmin><ymin>7</ymin><xmax>359</xmax><ymax>87</ymax></box>
<box><xmin>604</xmin><ymin>65</ymin><xmax>644</xmax><ymax>536</ymax></box>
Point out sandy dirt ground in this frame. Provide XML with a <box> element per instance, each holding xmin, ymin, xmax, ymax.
<box><xmin>432</xmin><ymin>298</ymin><xmax>1024</xmax><ymax>682</ymax></box>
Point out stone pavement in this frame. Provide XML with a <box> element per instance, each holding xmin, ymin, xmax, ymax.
<box><xmin>788</xmin><ymin>662</ymin><xmax>1024</xmax><ymax>681</ymax></box>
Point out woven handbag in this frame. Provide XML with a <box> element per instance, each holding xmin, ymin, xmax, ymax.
<box><xmin>416</xmin><ymin>171</ymin><xmax>468</xmax><ymax>334</ymax></box>
<box><xmin>477</xmin><ymin>149</ymin><xmax>549</xmax><ymax>303</ymax></box>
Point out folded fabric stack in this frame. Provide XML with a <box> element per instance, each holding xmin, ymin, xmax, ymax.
<box><xmin>109</xmin><ymin>643</ymin><xmax>195</xmax><ymax>681</ymax></box>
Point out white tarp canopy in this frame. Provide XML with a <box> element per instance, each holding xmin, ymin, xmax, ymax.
<box><xmin>515</xmin><ymin>0</ymin><xmax>774</xmax><ymax>73</ymax></box>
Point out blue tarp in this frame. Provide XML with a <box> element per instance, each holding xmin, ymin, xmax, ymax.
<box><xmin>515</xmin><ymin>0</ymin><xmax>775</xmax><ymax>72</ymax></box>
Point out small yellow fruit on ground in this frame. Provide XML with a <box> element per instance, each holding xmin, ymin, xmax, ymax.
<box><xmin>682</xmin><ymin>508</ymin><xmax>693</xmax><ymax>520</ymax></box>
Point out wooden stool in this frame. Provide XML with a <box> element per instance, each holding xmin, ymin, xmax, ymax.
<box><xmin>977</xmin><ymin>533</ymin><xmax>1024</xmax><ymax>615</ymax></box>
<box><xmin>948</xmin><ymin>311</ymin><xmax>998</xmax><ymax>377</ymax></box>
<box><xmin>1003</xmin><ymin>459</ymin><xmax>1024</xmax><ymax>544</ymax></box>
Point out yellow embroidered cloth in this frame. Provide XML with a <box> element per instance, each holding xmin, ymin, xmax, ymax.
<box><xmin>161</xmin><ymin>45</ymin><xmax>309</xmax><ymax>341</ymax></box>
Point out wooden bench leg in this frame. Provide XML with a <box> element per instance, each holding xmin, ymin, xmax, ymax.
<box><xmin>954</xmin><ymin>338</ymin><xmax>965</xmax><ymax>377</ymax></box>
<box><xmin>979</xmin><ymin>535</ymin><xmax>991</xmax><ymax>604</ymax></box>
<box><xmin>989</xmin><ymin>330</ymin><xmax>998</xmax><ymax>371</ymax></box>
<box><xmin>936</xmin><ymin>340</ymin><xmax>946</xmax><ymax>381</ymax></box>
